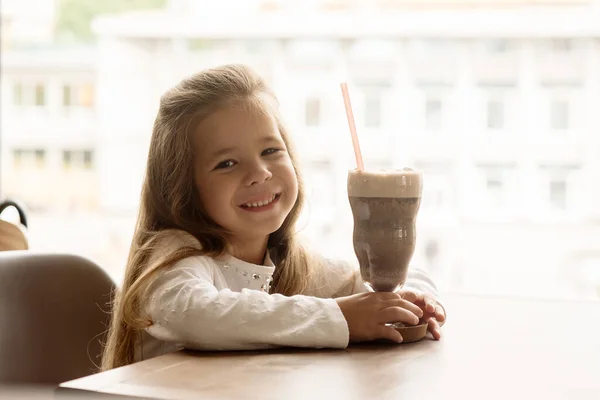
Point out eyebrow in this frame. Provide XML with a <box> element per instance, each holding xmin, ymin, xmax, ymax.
<box><xmin>208</xmin><ymin>136</ymin><xmax>282</xmax><ymax>162</ymax></box>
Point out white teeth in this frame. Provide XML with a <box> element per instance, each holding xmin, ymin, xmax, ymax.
<box><xmin>243</xmin><ymin>194</ymin><xmax>277</xmax><ymax>208</ymax></box>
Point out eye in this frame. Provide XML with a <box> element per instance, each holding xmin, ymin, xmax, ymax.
<box><xmin>214</xmin><ymin>160</ymin><xmax>236</xmax><ymax>170</ymax></box>
<box><xmin>261</xmin><ymin>148</ymin><xmax>281</xmax><ymax>156</ymax></box>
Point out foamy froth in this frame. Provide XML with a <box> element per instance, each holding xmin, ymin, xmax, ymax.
<box><xmin>347</xmin><ymin>168</ymin><xmax>422</xmax><ymax>198</ymax></box>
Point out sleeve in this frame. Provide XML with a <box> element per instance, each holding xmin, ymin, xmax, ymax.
<box><xmin>304</xmin><ymin>255</ymin><xmax>366</xmax><ymax>298</ymax></box>
<box><xmin>142</xmin><ymin>256</ymin><xmax>350</xmax><ymax>351</ymax></box>
<box><xmin>403</xmin><ymin>268</ymin><xmax>441</xmax><ymax>300</ymax></box>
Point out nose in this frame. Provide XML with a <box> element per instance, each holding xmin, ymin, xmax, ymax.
<box><xmin>244</xmin><ymin>161</ymin><xmax>273</xmax><ymax>186</ymax></box>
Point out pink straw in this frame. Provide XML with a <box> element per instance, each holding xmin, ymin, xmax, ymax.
<box><xmin>340</xmin><ymin>82</ymin><xmax>364</xmax><ymax>171</ymax></box>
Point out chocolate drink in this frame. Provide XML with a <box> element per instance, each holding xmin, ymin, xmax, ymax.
<box><xmin>348</xmin><ymin>168</ymin><xmax>423</xmax><ymax>292</ymax></box>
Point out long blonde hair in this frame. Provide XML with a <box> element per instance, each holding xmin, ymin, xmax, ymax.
<box><xmin>102</xmin><ymin>64</ymin><xmax>313</xmax><ymax>370</ymax></box>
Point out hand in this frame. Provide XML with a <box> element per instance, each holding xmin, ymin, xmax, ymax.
<box><xmin>335</xmin><ymin>292</ymin><xmax>424</xmax><ymax>344</ymax></box>
<box><xmin>396</xmin><ymin>288</ymin><xmax>446</xmax><ymax>340</ymax></box>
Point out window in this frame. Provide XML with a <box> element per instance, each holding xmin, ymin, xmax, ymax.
<box><xmin>307</xmin><ymin>161</ymin><xmax>334</xmax><ymax>207</ymax></box>
<box><xmin>413</xmin><ymin>39</ymin><xmax>450</xmax><ymax>58</ymax></box>
<box><xmin>425</xmin><ymin>98</ymin><xmax>442</xmax><ymax>131</ymax></box>
<box><xmin>187</xmin><ymin>39</ymin><xmax>213</xmax><ymax>51</ymax></box>
<box><xmin>13</xmin><ymin>150</ymin><xmax>23</xmax><ymax>168</ymax></box>
<box><xmin>348</xmin><ymin>40</ymin><xmax>395</xmax><ymax>59</ymax></box>
<box><xmin>242</xmin><ymin>40</ymin><xmax>263</xmax><ymax>54</ymax></box>
<box><xmin>13</xmin><ymin>149</ymin><xmax>46</xmax><ymax>169</ymax></box>
<box><xmin>422</xmin><ymin>187</ymin><xmax>444</xmax><ymax>210</ymax></box>
<box><xmin>486</xmin><ymin>178</ymin><xmax>504</xmax><ymax>208</ymax></box>
<box><xmin>305</xmin><ymin>97</ymin><xmax>321</xmax><ymax>127</ymax></box>
<box><xmin>487</xmin><ymin>99</ymin><xmax>505</xmax><ymax>130</ymax></box>
<box><xmin>79</xmin><ymin>84</ymin><xmax>94</xmax><ymax>107</ymax></box>
<box><xmin>63</xmin><ymin>150</ymin><xmax>72</xmax><ymax>167</ymax></box>
<box><xmin>63</xmin><ymin>84</ymin><xmax>95</xmax><ymax>107</ymax></box>
<box><xmin>484</xmin><ymin>39</ymin><xmax>511</xmax><ymax>54</ymax></box>
<box><xmin>13</xmin><ymin>84</ymin><xmax>23</xmax><ymax>106</ymax></box>
<box><xmin>12</xmin><ymin>83</ymin><xmax>46</xmax><ymax>107</ymax></box>
<box><xmin>63</xmin><ymin>86</ymin><xmax>72</xmax><ymax>107</ymax></box>
<box><xmin>83</xmin><ymin>150</ymin><xmax>93</xmax><ymax>168</ymax></box>
<box><xmin>304</xmin><ymin>161</ymin><xmax>336</xmax><ymax>236</ymax></box>
<box><xmin>35</xmin><ymin>150</ymin><xmax>46</xmax><ymax>167</ymax></box>
<box><xmin>63</xmin><ymin>150</ymin><xmax>94</xmax><ymax>169</ymax></box>
<box><xmin>550</xmin><ymin>39</ymin><xmax>573</xmax><ymax>53</ymax></box>
<box><xmin>549</xmin><ymin>179</ymin><xmax>567</xmax><ymax>210</ymax></box>
<box><xmin>35</xmin><ymin>85</ymin><xmax>45</xmax><ymax>106</ymax></box>
<box><xmin>550</xmin><ymin>100</ymin><xmax>569</xmax><ymax>130</ymax></box>
<box><xmin>364</xmin><ymin>91</ymin><xmax>382</xmax><ymax>128</ymax></box>
<box><xmin>541</xmin><ymin>165</ymin><xmax>577</xmax><ymax>213</ymax></box>
<box><xmin>478</xmin><ymin>164</ymin><xmax>515</xmax><ymax>211</ymax></box>
<box><xmin>414</xmin><ymin>162</ymin><xmax>453</xmax><ymax>211</ymax></box>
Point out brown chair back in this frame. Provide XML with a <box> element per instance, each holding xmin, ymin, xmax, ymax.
<box><xmin>0</xmin><ymin>251</ymin><xmax>115</xmax><ymax>385</ymax></box>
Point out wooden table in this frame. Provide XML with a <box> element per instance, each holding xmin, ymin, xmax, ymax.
<box><xmin>59</xmin><ymin>294</ymin><xmax>600</xmax><ymax>400</ymax></box>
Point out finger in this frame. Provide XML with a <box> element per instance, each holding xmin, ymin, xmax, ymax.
<box><xmin>435</xmin><ymin>305</ymin><xmax>446</xmax><ymax>323</ymax></box>
<box><xmin>398</xmin><ymin>289</ymin><xmax>423</xmax><ymax>303</ymax></box>
<box><xmin>400</xmin><ymin>291</ymin><xmax>437</xmax><ymax>315</ymax></box>
<box><xmin>378</xmin><ymin>326</ymin><xmax>403</xmax><ymax>344</ymax></box>
<box><xmin>378</xmin><ymin>306</ymin><xmax>421</xmax><ymax>326</ymax></box>
<box><xmin>427</xmin><ymin>318</ymin><xmax>441</xmax><ymax>340</ymax></box>
<box><xmin>427</xmin><ymin>319</ymin><xmax>441</xmax><ymax>340</ymax></box>
<box><xmin>380</xmin><ymin>298</ymin><xmax>424</xmax><ymax>318</ymax></box>
<box><xmin>424</xmin><ymin>297</ymin><xmax>437</xmax><ymax>314</ymax></box>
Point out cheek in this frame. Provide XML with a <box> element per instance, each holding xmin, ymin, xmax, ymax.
<box><xmin>204</xmin><ymin>195</ymin><xmax>225</xmax><ymax>217</ymax></box>
<box><xmin>283</xmin><ymin>163</ymin><xmax>299</xmax><ymax>199</ymax></box>
<box><xmin>199</xmin><ymin>179</ymin><xmax>236</xmax><ymax>220</ymax></box>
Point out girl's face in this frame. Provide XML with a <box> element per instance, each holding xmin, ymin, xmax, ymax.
<box><xmin>192</xmin><ymin>100</ymin><xmax>299</xmax><ymax>248</ymax></box>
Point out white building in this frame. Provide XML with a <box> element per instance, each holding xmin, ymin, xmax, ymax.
<box><xmin>87</xmin><ymin>0</ymin><xmax>600</xmax><ymax>297</ymax></box>
<box><xmin>1</xmin><ymin>0</ymin><xmax>599</xmax><ymax>297</ymax></box>
<box><xmin>0</xmin><ymin>46</ymin><xmax>99</xmax><ymax>211</ymax></box>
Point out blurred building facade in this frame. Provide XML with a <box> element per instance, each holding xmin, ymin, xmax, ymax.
<box><xmin>1</xmin><ymin>0</ymin><xmax>599</xmax><ymax>297</ymax></box>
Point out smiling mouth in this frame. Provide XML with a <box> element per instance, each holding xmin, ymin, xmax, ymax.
<box><xmin>240</xmin><ymin>193</ymin><xmax>281</xmax><ymax>209</ymax></box>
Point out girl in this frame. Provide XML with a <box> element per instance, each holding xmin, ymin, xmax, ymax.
<box><xmin>102</xmin><ymin>64</ymin><xmax>446</xmax><ymax>370</ymax></box>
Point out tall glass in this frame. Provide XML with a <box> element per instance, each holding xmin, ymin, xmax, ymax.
<box><xmin>347</xmin><ymin>168</ymin><xmax>423</xmax><ymax>293</ymax></box>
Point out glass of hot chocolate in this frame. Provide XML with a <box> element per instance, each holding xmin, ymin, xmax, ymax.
<box><xmin>347</xmin><ymin>168</ymin><xmax>423</xmax><ymax>293</ymax></box>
